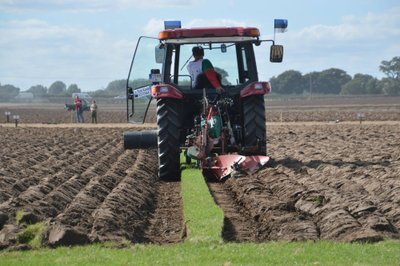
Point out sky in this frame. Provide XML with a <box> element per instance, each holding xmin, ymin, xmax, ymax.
<box><xmin>0</xmin><ymin>0</ymin><xmax>399</xmax><ymax>92</ymax></box>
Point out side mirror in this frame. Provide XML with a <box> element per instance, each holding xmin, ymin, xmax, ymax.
<box><xmin>155</xmin><ymin>44</ymin><xmax>165</xmax><ymax>64</ymax></box>
<box><xmin>270</xmin><ymin>45</ymin><xmax>283</xmax><ymax>63</ymax></box>
<box><xmin>221</xmin><ymin>44</ymin><xmax>227</xmax><ymax>53</ymax></box>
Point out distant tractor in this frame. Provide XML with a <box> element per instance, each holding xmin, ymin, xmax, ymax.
<box><xmin>124</xmin><ymin>20</ymin><xmax>287</xmax><ymax>181</ymax></box>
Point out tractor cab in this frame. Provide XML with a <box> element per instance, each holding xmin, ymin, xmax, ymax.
<box><xmin>126</xmin><ymin>21</ymin><xmax>284</xmax><ymax>123</ymax></box>
<box><xmin>125</xmin><ymin>20</ymin><xmax>287</xmax><ymax>181</ymax></box>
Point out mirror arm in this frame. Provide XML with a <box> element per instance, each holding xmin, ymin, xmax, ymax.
<box><xmin>257</xmin><ymin>39</ymin><xmax>275</xmax><ymax>45</ymax></box>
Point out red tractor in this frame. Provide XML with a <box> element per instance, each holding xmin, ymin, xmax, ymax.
<box><xmin>124</xmin><ymin>20</ymin><xmax>287</xmax><ymax>181</ymax></box>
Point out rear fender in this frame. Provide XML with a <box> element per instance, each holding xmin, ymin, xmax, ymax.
<box><xmin>240</xmin><ymin>81</ymin><xmax>271</xmax><ymax>98</ymax></box>
<box><xmin>151</xmin><ymin>84</ymin><xmax>183</xmax><ymax>100</ymax></box>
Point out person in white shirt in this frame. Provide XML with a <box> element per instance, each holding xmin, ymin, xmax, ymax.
<box><xmin>187</xmin><ymin>46</ymin><xmax>223</xmax><ymax>94</ymax></box>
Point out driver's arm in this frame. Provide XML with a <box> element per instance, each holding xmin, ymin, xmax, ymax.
<box><xmin>202</xmin><ymin>59</ymin><xmax>223</xmax><ymax>93</ymax></box>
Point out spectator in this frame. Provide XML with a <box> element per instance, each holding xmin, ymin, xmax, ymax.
<box><xmin>90</xmin><ymin>100</ymin><xmax>98</xmax><ymax>124</ymax></box>
<box><xmin>74</xmin><ymin>95</ymin><xmax>84</xmax><ymax>123</ymax></box>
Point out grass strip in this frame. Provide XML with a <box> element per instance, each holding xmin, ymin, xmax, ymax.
<box><xmin>180</xmin><ymin>167</ymin><xmax>224</xmax><ymax>243</ymax></box>
<box><xmin>1</xmin><ymin>240</ymin><xmax>400</xmax><ymax>265</ymax></box>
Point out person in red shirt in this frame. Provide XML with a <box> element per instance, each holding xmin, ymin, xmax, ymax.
<box><xmin>74</xmin><ymin>95</ymin><xmax>84</xmax><ymax>123</ymax></box>
<box><xmin>187</xmin><ymin>46</ymin><xmax>224</xmax><ymax>94</ymax></box>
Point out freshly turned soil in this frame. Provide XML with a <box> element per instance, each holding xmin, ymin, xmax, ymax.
<box><xmin>0</xmin><ymin>98</ymin><xmax>399</xmax><ymax>249</ymax></box>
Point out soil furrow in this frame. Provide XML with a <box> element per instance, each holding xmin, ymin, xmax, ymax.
<box><xmin>0</xmin><ymin>139</ymin><xmax>122</xmax><ymax>220</ymax></box>
<box><xmin>28</xmin><ymin>143</ymin><xmax>126</xmax><ymax>218</ymax></box>
<box><xmin>141</xmin><ymin>180</ymin><xmax>183</xmax><ymax>244</ymax></box>
<box><xmin>296</xmin><ymin>165</ymin><xmax>399</xmax><ymax>241</ymax></box>
<box><xmin>2</xmin><ymin>140</ymin><xmax>112</xmax><ymax>207</ymax></box>
<box><xmin>225</xmin><ymin>173</ymin><xmax>319</xmax><ymax>241</ymax></box>
<box><xmin>90</xmin><ymin>149</ymin><xmax>158</xmax><ymax>243</ymax></box>
<box><xmin>52</xmin><ymin>150</ymin><xmax>137</xmax><ymax>235</ymax></box>
<box><xmin>207</xmin><ymin>181</ymin><xmax>259</xmax><ymax>242</ymax></box>
<box><xmin>0</xmin><ymin>143</ymin><xmax>98</xmax><ymax>200</ymax></box>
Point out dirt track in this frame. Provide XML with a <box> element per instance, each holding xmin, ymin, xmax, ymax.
<box><xmin>0</xmin><ymin>120</ymin><xmax>399</xmax><ymax>249</ymax></box>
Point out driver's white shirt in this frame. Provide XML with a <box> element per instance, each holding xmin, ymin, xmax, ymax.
<box><xmin>187</xmin><ymin>59</ymin><xmax>203</xmax><ymax>87</ymax></box>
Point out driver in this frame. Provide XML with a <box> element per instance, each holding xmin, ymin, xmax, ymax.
<box><xmin>187</xmin><ymin>46</ymin><xmax>224</xmax><ymax>94</ymax></box>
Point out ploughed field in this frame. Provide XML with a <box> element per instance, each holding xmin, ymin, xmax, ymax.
<box><xmin>0</xmin><ymin>126</ymin><xmax>184</xmax><ymax>249</ymax></box>
<box><xmin>213</xmin><ymin>123</ymin><xmax>400</xmax><ymax>242</ymax></box>
<box><xmin>0</xmin><ymin>97</ymin><xmax>400</xmax><ymax>249</ymax></box>
<box><xmin>1</xmin><ymin>95</ymin><xmax>399</xmax><ymax>124</ymax></box>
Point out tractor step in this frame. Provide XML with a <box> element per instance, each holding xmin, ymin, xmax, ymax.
<box><xmin>202</xmin><ymin>154</ymin><xmax>270</xmax><ymax>180</ymax></box>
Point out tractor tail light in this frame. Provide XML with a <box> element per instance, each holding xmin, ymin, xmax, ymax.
<box><xmin>151</xmin><ymin>84</ymin><xmax>183</xmax><ymax>100</ymax></box>
<box><xmin>240</xmin><ymin>82</ymin><xmax>271</xmax><ymax>98</ymax></box>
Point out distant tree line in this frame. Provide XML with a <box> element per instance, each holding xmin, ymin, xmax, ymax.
<box><xmin>0</xmin><ymin>80</ymin><xmax>127</xmax><ymax>101</ymax></box>
<box><xmin>1</xmin><ymin>56</ymin><xmax>399</xmax><ymax>101</ymax></box>
<box><xmin>0</xmin><ymin>81</ymin><xmax>83</xmax><ymax>100</ymax></box>
<box><xmin>269</xmin><ymin>56</ymin><xmax>400</xmax><ymax>95</ymax></box>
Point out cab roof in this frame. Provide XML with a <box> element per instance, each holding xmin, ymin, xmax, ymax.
<box><xmin>158</xmin><ymin>27</ymin><xmax>260</xmax><ymax>40</ymax></box>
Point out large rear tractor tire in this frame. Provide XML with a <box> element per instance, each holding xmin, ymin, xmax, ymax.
<box><xmin>242</xmin><ymin>95</ymin><xmax>267</xmax><ymax>155</ymax></box>
<box><xmin>157</xmin><ymin>99</ymin><xmax>182</xmax><ymax>181</ymax></box>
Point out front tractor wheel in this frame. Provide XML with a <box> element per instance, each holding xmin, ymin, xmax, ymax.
<box><xmin>242</xmin><ymin>95</ymin><xmax>267</xmax><ymax>155</ymax></box>
<box><xmin>157</xmin><ymin>99</ymin><xmax>182</xmax><ymax>181</ymax></box>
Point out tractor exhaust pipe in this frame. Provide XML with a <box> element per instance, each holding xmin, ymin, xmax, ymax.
<box><xmin>123</xmin><ymin>130</ymin><xmax>158</xmax><ymax>149</ymax></box>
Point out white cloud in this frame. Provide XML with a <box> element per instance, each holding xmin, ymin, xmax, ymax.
<box><xmin>0</xmin><ymin>0</ymin><xmax>200</xmax><ymax>12</ymax></box>
<box><xmin>1</xmin><ymin>3</ymin><xmax>399</xmax><ymax>91</ymax></box>
<box><xmin>143</xmin><ymin>18</ymin><xmax>165</xmax><ymax>36</ymax></box>
<box><xmin>1</xmin><ymin>19</ymin><xmax>102</xmax><ymax>41</ymax></box>
<box><xmin>271</xmin><ymin>7</ymin><xmax>400</xmax><ymax>78</ymax></box>
<box><xmin>288</xmin><ymin>6</ymin><xmax>400</xmax><ymax>45</ymax></box>
<box><xmin>185</xmin><ymin>18</ymin><xmax>249</xmax><ymax>28</ymax></box>
<box><xmin>0</xmin><ymin>18</ymin><xmax>129</xmax><ymax>90</ymax></box>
